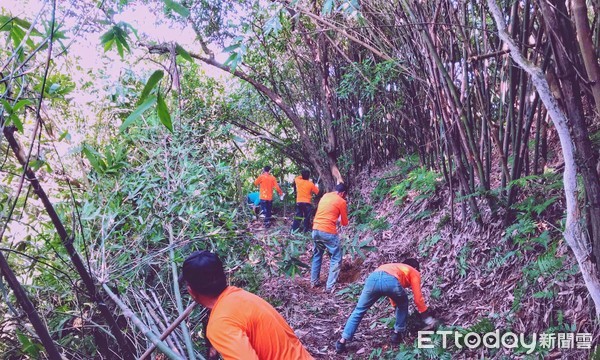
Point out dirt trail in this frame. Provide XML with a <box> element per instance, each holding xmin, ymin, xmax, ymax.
<box><xmin>250</xmin><ymin>167</ymin><xmax>597</xmax><ymax>359</ymax></box>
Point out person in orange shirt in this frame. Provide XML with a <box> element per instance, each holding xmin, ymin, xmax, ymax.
<box><xmin>335</xmin><ymin>259</ymin><xmax>436</xmax><ymax>353</ymax></box>
<box><xmin>291</xmin><ymin>169</ymin><xmax>319</xmax><ymax>234</ymax></box>
<box><xmin>181</xmin><ymin>251</ymin><xmax>314</xmax><ymax>360</ymax></box>
<box><xmin>310</xmin><ymin>183</ymin><xmax>348</xmax><ymax>292</ymax></box>
<box><xmin>253</xmin><ymin>166</ymin><xmax>283</xmax><ymax>228</ymax></box>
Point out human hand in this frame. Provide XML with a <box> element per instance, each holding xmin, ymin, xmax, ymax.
<box><xmin>280</xmin><ymin>194</ymin><xmax>284</xmax><ymax>200</ymax></box>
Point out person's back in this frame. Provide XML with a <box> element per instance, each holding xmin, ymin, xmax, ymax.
<box><xmin>253</xmin><ymin>166</ymin><xmax>283</xmax><ymax>227</ymax></box>
<box><xmin>208</xmin><ymin>286</ymin><xmax>313</xmax><ymax>360</ymax></box>
<box><xmin>294</xmin><ymin>176</ymin><xmax>318</xmax><ymax>204</ymax></box>
<box><xmin>376</xmin><ymin>263</ymin><xmax>427</xmax><ymax>312</ymax></box>
<box><xmin>313</xmin><ymin>191</ymin><xmax>348</xmax><ymax>234</ymax></box>
<box><xmin>254</xmin><ymin>173</ymin><xmax>281</xmax><ymax>201</ymax></box>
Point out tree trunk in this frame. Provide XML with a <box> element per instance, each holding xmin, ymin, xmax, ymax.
<box><xmin>572</xmin><ymin>0</ymin><xmax>600</xmax><ymax>115</ymax></box>
<box><xmin>488</xmin><ymin>0</ymin><xmax>600</xmax><ymax>318</ymax></box>
<box><xmin>0</xmin><ymin>252</ymin><xmax>62</xmax><ymax>359</ymax></box>
<box><xmin>538</xmin><ymin>0</ymin><xmax>600</xmax><ymax>270</ymax></box>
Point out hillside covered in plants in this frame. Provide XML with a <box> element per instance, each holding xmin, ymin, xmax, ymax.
<box><xmin>1</xmin><ymin>0</ymin><xmax>600</xmax><ymax>359</ymax></box>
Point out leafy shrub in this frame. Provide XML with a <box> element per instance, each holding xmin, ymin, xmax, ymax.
<box><xmin>389</xmin><ymin>167</ymin><xmax>440</xmax><ymax>204</ymax></box>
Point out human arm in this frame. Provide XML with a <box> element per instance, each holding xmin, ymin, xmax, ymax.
<box><xmin>274</xmin><ymin>179</ymin><xmax>283</xmax><ymax>196</ymax></box>
<box><xmin>311</xmin><ymin>182</ymin><xmax>319</xmax><ymax>195</ymax></box>
<box><xmin>409</xmin><ymin>271</ymin><xmax>428</xmax><ymax>313</ymax></box>
<box><xmin>253</xmin><ymin>176</ymin><xmax>261</xmax><ymax>187</ymax></box>
<box><xmin>339</xmin><ymin>201</ymin><xmax>349</xmax><ymax>226</ymax></box>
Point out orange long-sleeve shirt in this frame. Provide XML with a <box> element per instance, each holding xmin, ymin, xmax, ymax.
<box><xmin>207</xmin><ymin>286</ymin><xmax>314</xmax><ymax>360</ymax></box>
<box><xmin>294</xmin><ymin>176</ymin><xmax>319</xmax><ymax>203</ymax></box>
<box><xmin>312</xmin><ymin>192</ymin><xmax>348</xmax><ymax>234</ymax></box>
<box><xmin>254</xmin><ymin>173</ymin><xmax>283</xmax><ymax>201</ymax></box>
<box><xmin>377</xmin><ymin>263</ymin><xmax>428</xmax><ymax>313</ymax></box>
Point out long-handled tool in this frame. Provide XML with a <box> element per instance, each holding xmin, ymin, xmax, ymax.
<box><xmin>139</xmin><ymin>302</ymin><xmax>199</xmax><ymax>360</ymax></box>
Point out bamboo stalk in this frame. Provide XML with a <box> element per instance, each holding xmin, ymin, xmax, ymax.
<box><xmin>139</xmin><ymin>303</ymin><xmax>200</xmax><ymax>360</ymax></box>
<box><xmin>101</xmin><ymin>284</ymin><xmax>184</xmax><ymax>360</ymax></box>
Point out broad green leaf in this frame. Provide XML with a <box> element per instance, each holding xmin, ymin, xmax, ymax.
<box><xmin>164</xmin><ymin>0</ymin><xmax>190</xmax><ymax>18</ymax></box>
<box><xmin>223</xmin><ymin>43</ymin><xmax>240</xmax><ymax>53</ymax></box>
<box><xmin>138</xmin><ymin>70</ymin><xmax>164</xmax><ymax>105</ymax></box>
<box><xmin>82</xmin><ymin>145</ymin><xmax>104</xmax><ymax>173</ymax></box>
<box><xmin>156</xmin><ymin>92</ymin><xmax>173</xmax><ymax>132</ymax></box>
<box><xmin>120</xmin><ymin>96</ymin><xmax>157</xmax><ymax>131</ymax></box>
<box><xmin>224</xmin><ymin>52</ymin><xmax>240</xmax><ymax>73</ymax></box>
<box><xmin>0</xmin><ymin>15</ymin><xmax>12</xmax><ymax>32</ymax></box>
<box><xmin>264</xmin><ymin>13</ymin><xmax>282</xmax><ymax>35</ymax></box>
<box><xmin>0</xmin><ymin>99</ymin><xmax>13</xmax><ymax>112</ymax></box>
<box><xmin>116</xmin><ymin>39</ymin><xmax>124</xmax><ymax>57</ymax></box>
<box><xmin>103</xmin><ymin>38</ymin><xmax>114</xmax><ymax>52</ymax></box>
<box><xmin>175</xmin><ymin>44</ymin><xmax>193</xmax><ymax>63</ymax></box>
<box><xmin>12</xmin><ymin>99</ymin><xmax>31</xmax><ymax>112</ymax></box>
<box><xmin>11</xmin><ymin>116</ymin><xmax>23</xmax><ymax>133</ymax></box>
<box><xmin>99</xmin><ymin>29</ymin><xmax>114</xmax><ymax>44</ymax></box>
<box><xmin>10</xmin><ymin>25</ymin><xmax>25</xmax><ymax>47</ymax></box>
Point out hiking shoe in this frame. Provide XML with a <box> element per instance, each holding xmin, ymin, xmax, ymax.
<box><xmin>311</xmin><ymin>281</ymin><xmax>322</xmax><ymax>288</ymax></box>
<box><xmin>335</xmin><ymin>340</ymin><xmax>346</xmax><ymax>353</ymax></box>
<box><xmin>391</xmin><ymin>331</ymin><xmax>405</xmax><ymax>344</ymax></box>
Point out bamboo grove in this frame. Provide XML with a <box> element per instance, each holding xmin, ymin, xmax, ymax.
<box><xmin>1</xmin><ymin>0</ymin><xmax>600</xmax><ymax>358</ymax></box>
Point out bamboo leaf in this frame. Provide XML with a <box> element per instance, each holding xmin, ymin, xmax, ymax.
<box><xmin>138</xmin><ymin>70</ymin><xmax>164</xmax><ymax>105</ymax></box>
<box><xmin>156</xmin><ymin>93</ymin><xmax>173</xmax><ymax>132</ymax></box>
<box><xmin>121</xmin><ymin>96</ymin><xmax>157</xmax><ymax>131</ymax></box>
<box><xmin>175</xmin><ymin>44</ymin><xmax>193</xmax><ymax>63</ymax></box>
<box><xmin>164</xmin><ymin>0</ymin><xmax>190</xmax><ymax>18</ymax></box>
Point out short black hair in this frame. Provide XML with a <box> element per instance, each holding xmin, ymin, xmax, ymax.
<box><xmin>335</xmin><ymin>183</ymin><xmax>347</xmax><ymax>193</ymax></box>
<box><xmin>263</xmin><ymin>166</ymin><xmax>271</xmax><ymax>172</ymax></box>
<box><xmin>301</xmin><ymin>169</ymin><xmax>310</xmax><ymax>180</ymax></box>
<box><xmin>181</xmin><ymin>251</ymin><xmax>227</xmax><ymax>296</ymax></box>
<box><xmin>402</xmin><ymin>258</ymin><xmax>420</xmax><ymax>271</ymax></box>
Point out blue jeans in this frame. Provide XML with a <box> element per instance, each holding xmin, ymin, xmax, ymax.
<box><xmin>310</xmin><ymin>230</ymin><xmax>342</xmax><ymax>290</ymax></box>
<box><xmin>291</xmin><ymin>203</ymin><xmax>313</xmax><ymax>233</ymax></box>
<box><xmin>260</xmin><ymin>200</ymin><xmax>273</xmax><ymax>226</ymax></box>
<box><xmin>341</xmin><ymin>271</ymin><xmax>408</xmax><ymax>341</ymax></box>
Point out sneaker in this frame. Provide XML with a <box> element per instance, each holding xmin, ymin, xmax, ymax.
<box><xmin>391</xmin><ymin>331</ymin><xmax>405</xmax><ymax>344</ymax></box>
<box><xmin>335</xmin><ymin>340</ymin><xmax>346</xmax><ymax>353</ymax></box>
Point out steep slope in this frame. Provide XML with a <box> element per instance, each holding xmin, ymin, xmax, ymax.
<box><xmin>254</xmin><ymin>164</ymin><xmax>598</xmax><ymax>359</ymax></box>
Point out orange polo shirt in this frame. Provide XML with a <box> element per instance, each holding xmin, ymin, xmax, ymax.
<box><xmin>312</xmin><ymin>192</ymin><xmax>348</xmax><ymax>234</ymax></box>
<box><xmin>377</xmin><ymin>263</ymin><xmax>428</xmax><ymax>313</ymax></box>
<box><xmin>207</xmin><ymin>286</ymin><xmax>313</xmax><ymax>360</ymax></box>
<box><xmin>254</xmin><ymin>173</ymin><xmax>283</xmax><ymax>201</ymax></box>
<box><xmin>294</xmin><ymin>176</ymin><xmax>319</xmax><ymax>203</ymax></box>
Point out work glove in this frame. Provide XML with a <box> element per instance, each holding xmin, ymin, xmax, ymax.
<box><xmin>420</xmin><ymin>309</ymin><xmax>436</xmax><ymax>326</ymax></box>
<box><xmin>280</xmin><ymin>194</ymin><xmax>285</xmax><ymax>201</ymax></box>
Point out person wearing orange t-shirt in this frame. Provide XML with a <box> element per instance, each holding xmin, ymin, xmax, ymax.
<box><xmin>335</xmin><ymin>259</ymin><xmax>436</xmax><ymax>353</ymax></box>
<box><xmin>310</xmin><ymin>183</ymin><xmax>348</xmax><ymax>292</ymax></box>
<box><xmin>291</xmin><ymin>169</ymin><xmax>319</xmax><ymax>234</ymax></box>
<box><xmin>181</xmin><ymin>251</ymin><xmax>313</xmax><ymax>360</ymax></box>
<box><xmin>253</xmin><ymin>166</ymin><xmax>283</xmax><ymax>228</ymax></box>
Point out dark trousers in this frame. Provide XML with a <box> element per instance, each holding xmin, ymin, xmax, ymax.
<box><xmin>260</xmin><ymin>200</ymin><xmax>273</xmax><ymax>226</ymax></box>
<box><xmin>291</xmin><ymin>202</ymin><xmax>313</xmax><ymax>233</ymax></box>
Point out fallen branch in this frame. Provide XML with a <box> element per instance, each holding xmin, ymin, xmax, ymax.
<box><xmin>102</xmin><ymin>284</ymin><xmax>184</xmax><ymax>360</ymax></box>
<box><xmin>139</xmin><ymin>302</ymin><xmax>201</xmax><ymax>360</ymax></box>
